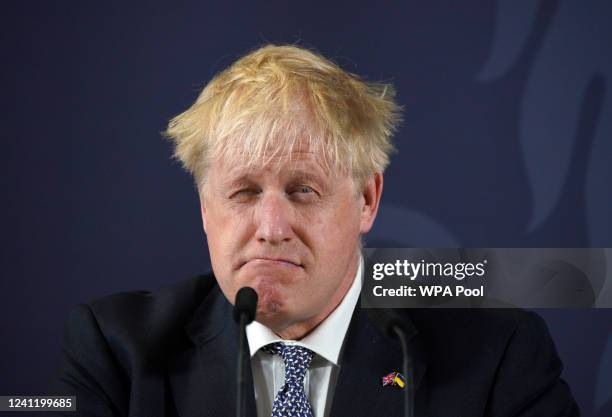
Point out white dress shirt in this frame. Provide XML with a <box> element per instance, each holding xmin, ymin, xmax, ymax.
<box><xmin>245</xmin><ymin>257</ymin><xmax>363</xmax><ymax>417</ymax></box>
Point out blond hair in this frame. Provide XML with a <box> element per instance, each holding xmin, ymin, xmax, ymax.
<box><xmin>165</xmin><ymin>44</ymin><xmax>402</xmax><ymax>189</ymax></box>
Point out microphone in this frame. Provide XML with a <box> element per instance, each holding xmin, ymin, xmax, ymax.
<box><xmin>367</xmin><ymin>309</ymin><xmax>415</xmax><ymax>417</ymax></box>
<box><xmin>233</xmin><ymin>287</ymin><xmax>258</xmax><ymax>417</ymax></box>
<box><xmin>233</xmin><ymin>287</ymin><xmax>258</xmax><ymax>323</ymax></box>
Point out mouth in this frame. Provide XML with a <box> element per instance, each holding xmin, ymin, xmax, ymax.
<box><xmin>239</xmin><ymin>257</ymin><xmax>303</xmax><ymax>270</ymax></box>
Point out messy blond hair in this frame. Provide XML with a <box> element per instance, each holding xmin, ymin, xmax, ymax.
<box><xmin>165</xmin><ymin>44</ymin><xmax>402</xmax><ymax>190</ymax></box>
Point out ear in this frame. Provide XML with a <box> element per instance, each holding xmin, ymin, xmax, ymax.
<box><xmin>199</xmin><ymin>193</ymin><xmax>208</xmax><ymax>234</ymax></box>
<box><xmin>359</xmin><ymin>172</ymin><xmax>383</xmax><ymax>234</ymax></box>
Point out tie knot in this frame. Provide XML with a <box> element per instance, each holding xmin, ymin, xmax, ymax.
<box><xmin>262</xmin><ymin>343</ymin><xmax>314</xmax><ymax>379</ymax></box>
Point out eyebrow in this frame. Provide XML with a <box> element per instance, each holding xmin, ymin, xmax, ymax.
<box><xmin>222</xmin><ymin>168</ymin><xmax>329</xmax><ymax>188</ymax></box>
<box><xmin>286</xmin><ymin>170</ymin><xmax>327</xmax><ymax>186</ymax></box>
<box><xmin>223</xmin><ymin>175</ymin><xmax>256</xmax><ymax>190</ymax></box>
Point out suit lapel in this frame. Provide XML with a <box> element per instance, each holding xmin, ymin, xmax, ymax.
<box><xmin>167</xmin><ymin>286</ymin><xmax>257</xmax><ymax>417</ymax></box>
<box><xmin>330</xmin><ymin>305</ymin><xmax>429</xmax><ymax>417</ymax></box>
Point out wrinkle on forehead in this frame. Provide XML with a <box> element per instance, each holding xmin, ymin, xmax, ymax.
<box><xmin>206</xmin><ymin>123</ymin><xmax>342</xmax><ymax>187</ymax></box>
<box><xmin>223</xmin><ymin>143</ymin><xmax>334</xmax><ymax>179</ymax></box>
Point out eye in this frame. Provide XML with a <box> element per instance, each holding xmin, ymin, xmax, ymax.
<box><xmin>294</xmin><ymin>185</ymin><xmax>315</xmax><ymax>194</ymax></box>
<box><xmin>229</xmin><ymin>188</ymin><xmax>259</xmax><ymax>200</ymax></box>
<box><xmin>288</xmin><ymin>185</ymin><xmax>320</xmax><ymax>202</ymax></box>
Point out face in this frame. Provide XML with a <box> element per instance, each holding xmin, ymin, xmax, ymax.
<box><xmin>200</xmin><ymin>148</ymin><xmax>382</xmax><ymax>339</ymax></box>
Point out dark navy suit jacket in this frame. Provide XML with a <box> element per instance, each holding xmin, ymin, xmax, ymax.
<box><xmin>50</xmin><ymin>273</ymin><xmax>579</xmax><ymax>416</ymax></box>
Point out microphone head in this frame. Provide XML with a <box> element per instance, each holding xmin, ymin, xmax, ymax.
<box><xmin>367</xmin><ymin>308</ymin><xmax>409</xmax><ymax>339</ymax></box>
<box><xmin>233</xmin><ymin>287</ymin><xmax>258</xmax><ymax>324</ymax></box>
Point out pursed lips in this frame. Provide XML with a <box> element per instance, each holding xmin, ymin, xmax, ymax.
<box><xmin>241</xmin><ymin>257</ymin><xmax>303</xmax><ymax>269</ymax></box>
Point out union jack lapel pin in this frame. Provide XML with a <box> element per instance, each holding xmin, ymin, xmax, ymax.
<box><xmin>382</xmin><ymin>371</ymin><xmax>407</xmax><ymax>389</ymax></box>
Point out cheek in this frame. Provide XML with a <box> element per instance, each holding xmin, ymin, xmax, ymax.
<box><xmin>305</xmin><ymin>201</ymin><xmax>362</xmax><ymax>267</ymax></box>
<box><xmin>330</xmin><ymin>198</ymin><xmax>362</xmax><ymax>238</ymax></box>
<box><xmin>207</xmin><ymin>204</ymin><xmax>252</xmax><ymax>246</ymax></box>
<box><xmin>205</xmin><ymin>206</ymin><xmax>253</xmax><ymax>289</ymax></box>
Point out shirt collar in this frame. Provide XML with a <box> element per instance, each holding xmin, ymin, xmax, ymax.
<box><xmin>246</xmin><ymin>256</ymin><xmax>363</xmax><ymax>366</ymax></box>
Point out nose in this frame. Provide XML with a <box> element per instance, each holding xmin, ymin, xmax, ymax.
<box><xmin>254</xmin><ymin>192</ymin><xmax>294</xmax><ymax>244</ymax></box>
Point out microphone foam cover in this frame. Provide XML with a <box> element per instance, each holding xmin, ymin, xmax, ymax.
<box><xmin>233</xmin><ymin>287</ymin><xmax>258</xmax><ymax>324</ymax></box>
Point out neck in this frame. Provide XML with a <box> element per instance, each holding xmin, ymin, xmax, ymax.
<box><xmin>272</xmin><ymin>253</ymin><xmax>360</xmax><ymax>340</ymax></box>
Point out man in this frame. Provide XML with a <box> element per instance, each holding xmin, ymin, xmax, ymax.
<box><xmin>51</xmin><ymin>45</ymin><xmax>579</xmax><ymax>416</ymax></box>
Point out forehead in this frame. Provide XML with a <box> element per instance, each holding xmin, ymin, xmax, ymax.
<box><xmin>210</xmin><ymin>126</ymin><xmax>335</xmax><ymax>174</ymax></box>
<box><xmin>211</xmin><ymin>147</ymin><xmax>333</xmax><ymax>182</ymax></box>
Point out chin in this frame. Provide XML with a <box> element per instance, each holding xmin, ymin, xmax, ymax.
<box><xmin>255</xmin><ymin>301</ymin><xmax>292</xmax><ymax>330</ymax></box>
<box><xmin>251</xmin><ymin>281</ymin><xmax>295</xmax><ymax>325</ymax></box>
<box><xmin>247</xmin><ymin>273</ymin><xmax>290</xmax><ymax>299</ymax></box>
<box><xmin>233</xmin><ymin>271</ymin><xmax>301</xmax><ymax>326</ymax></box>
<box><xmin>252</xmin><ymin>283</ymin><xmax>285</xmax><ymax>314</ymax></box>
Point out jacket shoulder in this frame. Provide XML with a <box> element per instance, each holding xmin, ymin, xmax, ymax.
<box><xmin>50</xmin><ymin>274</ymin><xmax>219</xmax><ymax>415</ymax></box>
<box><xmin>86</xmin><ymin>273</ymin><xmax>217</xmax><ymax>363</ymax></box>
<box><xmin>409</xmin><ymin>307</ymin><xmax>544</xmax><ymax>342</ymax></box>
<box><xmin>89</xmin><ymin>274</ymin><xmax>216</xmax><ymax>347</ymax></box>
<box><xmin>408</xmin><ymin>308</ymin><xmax>578</xmax><ymax>416</ymax></box>
<box><xmin>407</xmin><ymin>308</ymin><xmax>554</xmax><ymax>382</ymax></box>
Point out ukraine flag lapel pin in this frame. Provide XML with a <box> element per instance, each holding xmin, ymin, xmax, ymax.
<box><xmin>382</xmin><ymin>371</ymin><xmax>407</xmax><ymax>389</ymax></box>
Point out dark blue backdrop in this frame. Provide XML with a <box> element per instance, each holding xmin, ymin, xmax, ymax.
<box><xmin>1</xmin><ymin>1</ymin><xmax>610</xmax><ymax>416</ymax></box>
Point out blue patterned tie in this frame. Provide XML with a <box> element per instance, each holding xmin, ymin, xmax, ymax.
<box><xmin>262</xmin><ymin>342</ymin><xmax>314</xmax><ymax>417</ymax></box>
